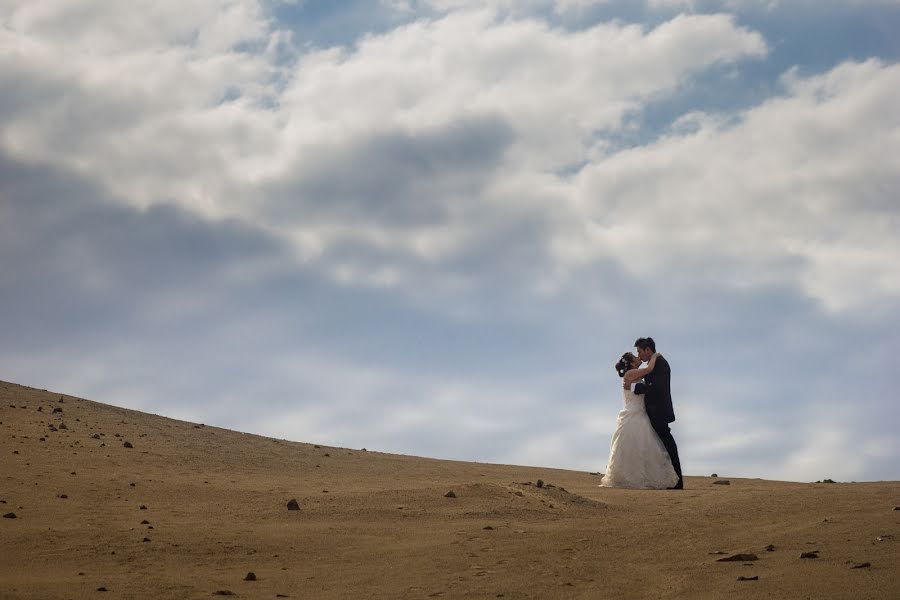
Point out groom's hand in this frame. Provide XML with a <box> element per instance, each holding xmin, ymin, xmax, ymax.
<box><xmin>623</xmin><ymin>381</ymin><xmax>630</xmax><ymax>390</ymax></box>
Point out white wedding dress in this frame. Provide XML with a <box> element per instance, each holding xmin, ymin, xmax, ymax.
<box><xmin>600</xmin><ymin>388</ymin><xmax>679</xmax><ymax>489</ymax></box>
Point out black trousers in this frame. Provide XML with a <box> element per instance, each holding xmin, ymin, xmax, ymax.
<box><xmin>649</xmin><ymin>417</ymin><xmax>683</xmax><ymax>483</ymax></box>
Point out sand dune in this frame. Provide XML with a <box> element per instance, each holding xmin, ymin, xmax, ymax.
<box><xmin>1</xmin><ymin>380</ymin><xmax>897</xmax><ymax>599</ymax></box>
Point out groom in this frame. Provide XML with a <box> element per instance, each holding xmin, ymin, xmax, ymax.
<box><xmin>627</xmin><ymin>337</ymin><xmax>684</xmax><ymax>489</ymax></box>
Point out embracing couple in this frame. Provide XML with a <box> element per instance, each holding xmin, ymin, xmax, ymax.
<box><xmin>599</xmin><ymin>337</ymin><xmax>684</xmax><ymax>490</ymax></box>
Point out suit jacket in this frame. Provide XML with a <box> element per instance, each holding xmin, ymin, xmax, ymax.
<box><xmin>633</xmin><ymin>355</ymin><xmax>675</xmax><ymax>424</ymax></box>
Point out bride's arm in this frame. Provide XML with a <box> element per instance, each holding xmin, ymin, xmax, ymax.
<box><xmin>623</xmin><ymin>353</ymin><xmax>661</xmax><ymax>385</ymax></box>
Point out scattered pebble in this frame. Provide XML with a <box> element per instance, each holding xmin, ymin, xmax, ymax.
<box><xmin>244</xmin><ymin>572</ymin><xmax>257</xmax><ymax>581</ymax></box>
<box><xmin>212</xmin><ymin>591</ymin><xmax>235</xmax><ymax>596</ymax></box>
<box><xmin>139</xmin><ymin>505</ymin><xmax>147</xmax><ymax>510</ymax></box>
<box><xmin>286</xmin><ymin>499</ymin><xmax>300</xmax><ymax>511</ymax></box>
<box><xmin>536</xmin><ymin>480</ymin><xmax>544</xmax><ymax>488</ymax></box>
<box><xmin>3</xmin><ymin>512</ymin><xmax>16</xmax><ymax>519</ymax></box>
<box><xmin>444</xmin><ymin>490</ymin><xmax>457</xmax><ymax>498</ymax></box>
<box><xmin>96</xmin><ymin>587</ymin><xmax>108</xmax><ymax>592</ymax></box>
<box><xmin>764</xmin><ymin>544</ymin><xmax>776</xmax><ymax>552</ymax></box>
<box><xmin>483</xmin><ymin>526</ymin><xmax>494</xmax><ymax>530</ymax></box>
<box><xmin>123</xmin><ymin>441</ymin><xmax>133</xmax><ymax>449</ymax></box>
<box><xmin>849</xmin><ymin>562</ymin><xmax>871</xmax><ymax>569</ymax></box>
<box><xmin>737</xmin><ymin>576</ymin><xmax>758</xmax><ymax>581</ymax></box>
<box><xmin>141</xmin><ymin>520</ymin><xmax>150</xmax><ymax>525</ymax></box>
<box><xmin>713</xmin><ymin>480</ymin><xmax>731</xmax><ymax>485</ymax></box>
<box><xmin>717</xmin><ymin>553</ymin><xmax>758</xmax><ymax>562</ymax></box>
<box><xmin>53</xmin><ymin>407</ymin><xmax>62</xmax><ymax>414</ymax></box>
<box><xmin>800</xmin><ymin>551</ymin><xmax>819</xmax><ymax>559</ymax></box>
<box><xmin>711</xmin><ymin>473</ymin><xmax>718</xmax><ymax>477</ymax></box>
<box><xmin>142</xmin><ymin>537</ymin><xmax>151</xmax><ymax>543</ymax></box>
<box><xmin>91</xmin><ymin>434</ymin><xmax>101</xmax><ymax>439</ymax></box>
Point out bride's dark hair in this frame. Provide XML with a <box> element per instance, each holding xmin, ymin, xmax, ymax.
<box><xmin>615</xmin><ymin>352</ymin><xmax>636</xmax><ymax>378</ymax></box>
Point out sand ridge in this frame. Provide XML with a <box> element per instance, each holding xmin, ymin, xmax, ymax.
<box><xmin>1</xmin><ymin>380</ymin><xmax>898</xmax><ymax>599</ymax></box>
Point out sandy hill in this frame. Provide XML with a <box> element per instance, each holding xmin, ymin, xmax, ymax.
<box><xmin>1</xmin><ymin>380</ymin><xmax>897</xmax><ymax>599</ymax></box>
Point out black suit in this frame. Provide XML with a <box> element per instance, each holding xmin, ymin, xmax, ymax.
<box><xmin>633</xmin><ymin>356</ymin><xmax>683</xmax><ymax>485</ymax></box>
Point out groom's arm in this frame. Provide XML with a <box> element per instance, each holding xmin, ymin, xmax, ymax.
<box><xmin>632</xmin><ymin>381</ymin><xmax>649</xmax><ymax>395</ymax></box>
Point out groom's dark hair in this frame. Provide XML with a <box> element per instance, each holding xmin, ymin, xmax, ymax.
<box><xmin>634</xmin><ymin>337</ymin><xmax>656</xmax><ymax>352</ymax></box>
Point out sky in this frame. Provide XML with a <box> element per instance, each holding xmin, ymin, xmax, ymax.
<box><xmin>2</xmin><ymin>0</ymin><xmax>899</xmax><ymax>483</ymax></box>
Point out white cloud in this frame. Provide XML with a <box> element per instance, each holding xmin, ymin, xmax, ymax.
<box><xmin>559</xmin><ymin>58</ymin><xmax>900</xmax><ymax>313</ymax></box>
<box><xmin>2</xmin><ymin>2</ymin><xmax>896</xmax><ymax>315</ymax></box>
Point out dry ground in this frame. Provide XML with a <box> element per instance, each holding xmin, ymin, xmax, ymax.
<box><xmin>1</xmin><ymin>380</ymin><xmax>898</xmax><ymax>599</ymax></box>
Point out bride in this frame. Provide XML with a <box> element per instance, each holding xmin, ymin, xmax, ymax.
<box><xmin>599</xmin><ymin>351</ymin><xmax>679</xmax><ymax>489</ymax></box>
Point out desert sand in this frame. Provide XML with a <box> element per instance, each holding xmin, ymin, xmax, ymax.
<box><xmin>1</xmin><ymin>380</ymin><xmax>897</xmax><ymax>599</ymax></box>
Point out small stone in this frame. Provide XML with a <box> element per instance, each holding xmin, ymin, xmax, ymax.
<box><xmin>97</xmin><ymin>587</ymin><xmax>108</xmax><ymax>592</ymax></box>
<box><xmin>123</xmin><ymin>441</ymin><xmax>133</xmax><ymax>448</ymax></box>
<box><xmin>850</xmin><ymin>562</ymin><xmax>871</xmax><ymax>569</ymax></box>
<box><xmin>91</xmin><ymin>434</ymin><xmax>101</xmax><ymax>439</ymax></box>
<box><xmin>142</xmin><ymin>537</ymin><xmax>151</xmax><ymax>542</ymax></box>
<box><xmin>737</xmin><ymin>576</ymin><xmax>758</xmax><ymax>581</ymax></box>
<box><xmin>244</xmin><ymin>572</ymin><xmax>256</xmax><ymax>581</ymax></box>
<box><xmin>764</xmin><ymin>544</ymin><xmax>776</xmax><ymax>552</ymax></box>
<box><xmin>130</xmin><ymin>483</ymin><xmax>136</xmax><ymax>487</ymax></box>
<box><xmin>53</xmin><ymin>407</ymin><xmax>62</xmax><ymax>413</ymax></box>
<box><xmin>37</xmin><ymin>407</ymin><xmax>43</xmax><ymax>412</ymax></box>
<box><xmin>717</xmin><ymin>553</ymin><xmax>758</xmax><ymax>562</ymax></box>
<box><xmin>140</xmin><ymin>505</ymin><xmax>147</xmax><ymax>510</ymax></box>
<box><xmin>800</xmin><ymin>551</ymin><xmax>819</xmax><ymax>559</ymax></box>
<box><xmin>514</xmin><ymin>491</ymin><xmax>524</xmax><ymax>497</ymax></box>
<box><xmin>314</xmin><ymin>445</ymin><xmax>321</xmax><ymax>448</ymax></box>
<box><xmin>894</xmin><ymin>506</ymin><xmax>900</xmax><ymax>511</ymax></box>
<box><xmin>483</xmin><ymin>526</ymin><xmax>494</xmax><ymax>530</ymax></box>
<box><xmin>59</xmin><ymin>423</ymin><xmax>68</xmax><ymax>430</ymax></box>
<box><xmin>444</xmin><ymin>490</ymin><xmax>457</xmax><ymax>498</ymax></box>
<box><xmin>536</xmin><ymin>479</ymin><xmax>544</xmax><ymax>488</ymax></box>
<box><xmin>3</xmin><ymin>512</ymin><xmax>16</xmax><ymax>519</ymax></box>
<box><xmin>141</xmin><ymin>520</ymin><xmax>150</xmax><ymax>524</ymax></box>
<box><xmin>59</xmin><ymin>397</ymin><xmax>64</xmax><ymax>403</ymax></box>
<box><xmin>323</xmin><ymin>453</ymin><xmax>330</xmax><ymax>457</ymax></box>
<box><xmin>713</xmin><ymin>480</ymin><xmax>730</xmax><ymax>485</ymax></box>
<box><xmin>59</xmin><ymin>494</ymin><xmax>68</xmax><ymax>499</ymax></box>
<box><xmin>711</xmin><ymin>473</ymin><xmax>718</xmax><ymax>477</ymax></box>
<box><xmin>286</xmin><ymin>499</ymin><xmax>300</xmax><ymax>510</ymax></box>
<box><xmin>212</xmin><ymin>591</ymin><xmax>235</xmax><ymax>596</ymax></box>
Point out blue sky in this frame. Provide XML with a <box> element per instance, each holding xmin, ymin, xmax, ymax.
<box><xmin>2</xmin><ymin>0</ymin><xmax>898</xmax><ymax>482</ymax></box>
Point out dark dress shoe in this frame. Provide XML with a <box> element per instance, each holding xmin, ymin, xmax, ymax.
<box><xmin>668</xmin><ymin>480</ymin><xmax>684</xmax><ymax>490</ymax></box>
